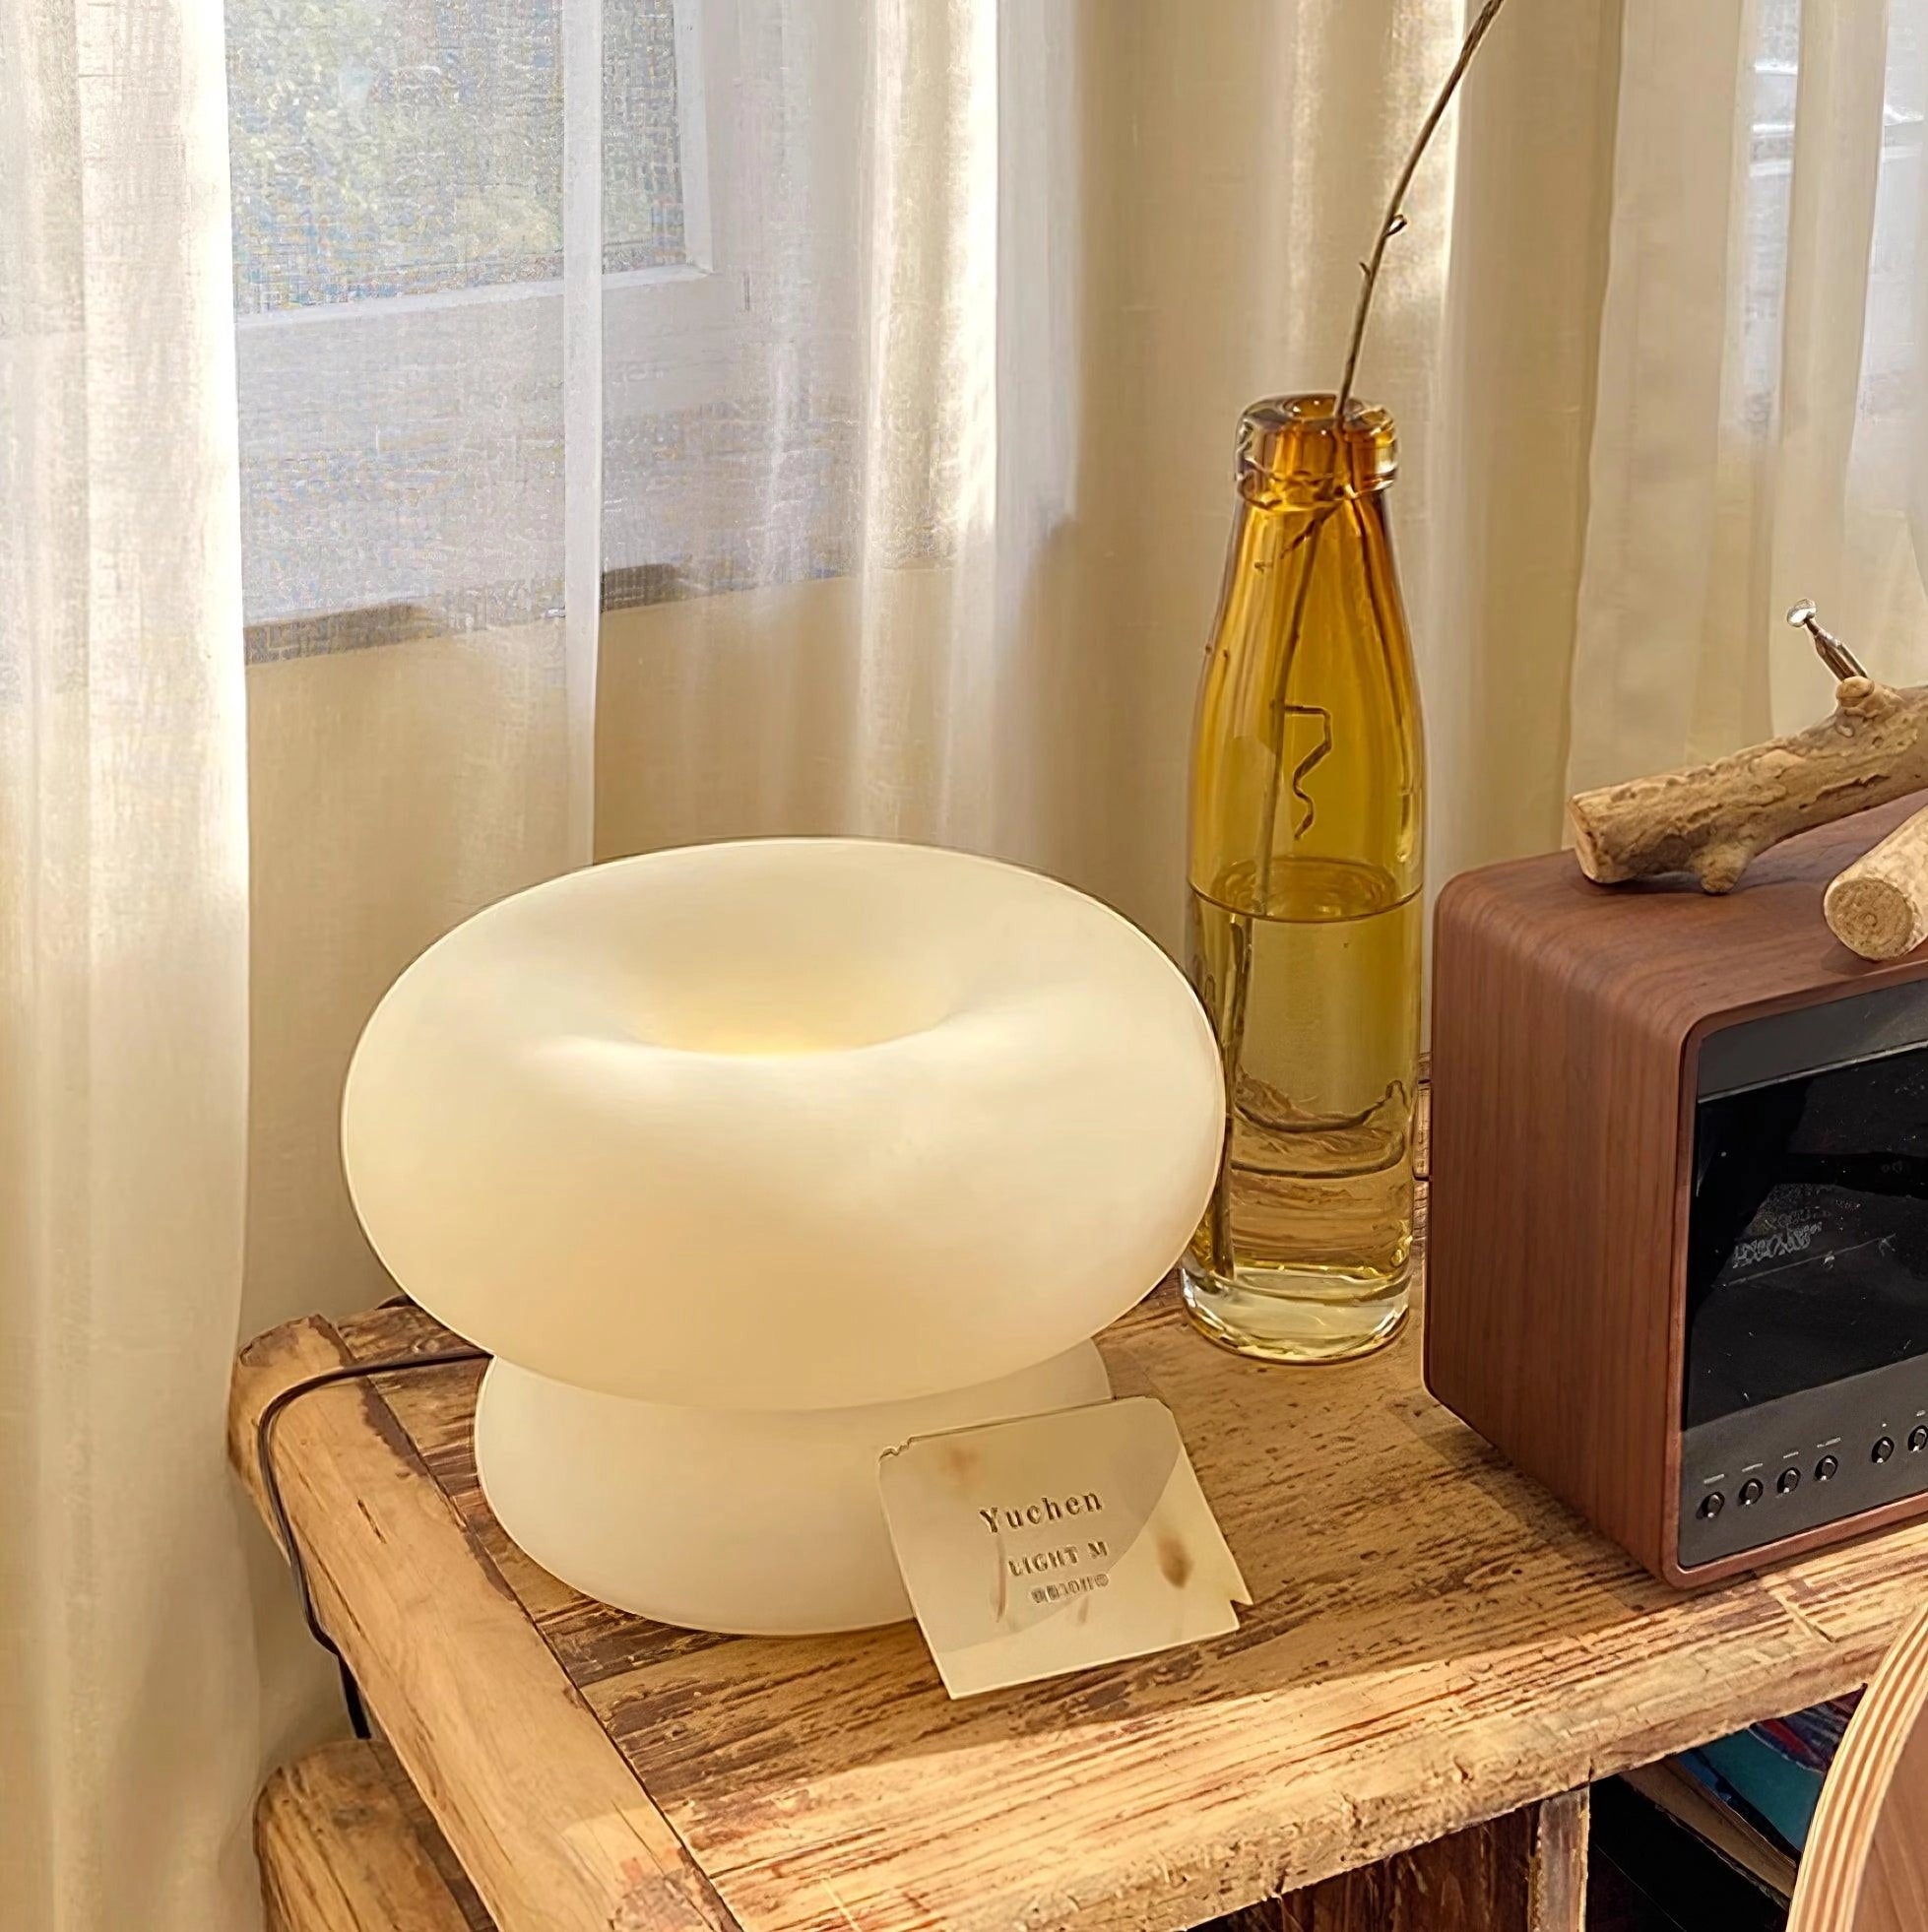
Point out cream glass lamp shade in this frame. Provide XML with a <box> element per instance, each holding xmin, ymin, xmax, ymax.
<box><xmin>344</xmin><ymin>839</ymin><xmax>1223</xmax><ymax>1634</ymax></box>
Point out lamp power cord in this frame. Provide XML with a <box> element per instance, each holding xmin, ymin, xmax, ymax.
<box><xmin>252</xmin><ymin>1345</ymin><xmax>488</xmax><ymax>1737</ymax></box>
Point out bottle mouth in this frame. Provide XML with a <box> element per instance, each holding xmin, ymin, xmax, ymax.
<box><xmin>1237</xmin><ymin>393</ymin><xmax>1397</xmax><ymax>505</ymax></box>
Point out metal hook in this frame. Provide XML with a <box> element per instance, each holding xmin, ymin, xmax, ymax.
<box><xmin>1787</xmin><ymin>600</ymin><xmax>1867</xmax><ymax>681</ymax></box>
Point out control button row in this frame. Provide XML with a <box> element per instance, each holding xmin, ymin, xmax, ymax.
<box><xmin>1697</xmin><ymin>1435</ymin><xmax>1920</xmax><ymax>1520</ymax></box>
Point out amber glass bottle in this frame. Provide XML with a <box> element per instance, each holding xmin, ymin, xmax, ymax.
<box><xmin>1182</xmin><ymin>395</ymin><xmax>1424</xmax><ymax>1364</ymax></box>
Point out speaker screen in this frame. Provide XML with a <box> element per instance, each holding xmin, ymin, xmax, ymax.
<box><xmin>1686</xmin><ymin>1039</ymin><xmax>1928</xmax><ymax>1430</ymax></box>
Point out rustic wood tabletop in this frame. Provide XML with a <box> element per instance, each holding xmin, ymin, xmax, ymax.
<box><xmin>231</xmin><ymin>1123</ymin><xmax>1928</xmax><ymax>1932</ymax></box>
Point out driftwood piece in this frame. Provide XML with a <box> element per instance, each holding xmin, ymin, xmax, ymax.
<box><xmin>1569</xmin><ymin>678</ymin><xmax>1928</xmax><ymax>893</ymax></box>
<box><xmin>1825</xmin><ymin>802</ymin><xmax>1928</xmax><ymax>960</ymax></box>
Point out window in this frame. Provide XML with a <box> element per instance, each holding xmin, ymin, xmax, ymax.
<box><xmin>226</xmin><ymin>0</ymin><xmax>739</xmax><ymax>639</ymax></box>
<box><xmin>228</xmin><ymin>0</ymin><xmax>696</xmax><ymax>312</ymax></box>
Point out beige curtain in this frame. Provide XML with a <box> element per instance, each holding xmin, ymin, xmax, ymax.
<box><xmin>6</xmin><ymin>1</ymin><xmax>1926</xmax><ymax>1927</ymax></box>
<box><xmin>591</xmin><ymin>1</ymin><xmax>1626</xmax><ymax>931</ymax></box>
<box><xmin>235</xmin><ymin>0</ymin><xmax>1626</xmax><ymax>1347</ymax></box>
<box><xmin>0</xmin><ymin>0</ymin><xmax>261</xmax><ymax>1928</ymax></box>
<box><xmin>1570</xmin><ymin>0</ymin><xmax>1928</xmax><ymax>786</ymax></box>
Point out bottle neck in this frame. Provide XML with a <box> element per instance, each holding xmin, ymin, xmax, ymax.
<box><xmin>1236</xmin><ymin>394</ymin><xmax>1397</xmax><ymax>513</ymax></box>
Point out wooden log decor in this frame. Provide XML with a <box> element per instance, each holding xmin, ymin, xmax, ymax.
<box><xmin>1824</xmin><ymin>802</ymin><xmax>1928</xmax><ymax>960</ymax></box>
<box><xmin>1568</xmin><ymin>675</ymin><xmax>1928</xmax><ymax>895</ymax></box>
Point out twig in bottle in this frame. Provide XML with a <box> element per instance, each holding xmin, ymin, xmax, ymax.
<box><xmin>1204</xmin><ymin>0</ymin><xmax>1519</xmax><ymax>1281</ymax></box>
<box><xmin>1253</xmin><ymin>0</ymin><xmax>1520</xmax><ymax>877</ymax></box>
<box><xmin>1335</xmin><ymin>0</ymin><xmax>1517</xmax><ymax>425</ymax></box>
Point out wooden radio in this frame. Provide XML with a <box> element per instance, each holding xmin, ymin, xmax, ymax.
<box><xmin>1426</xmin><ymin>796</ymin><xmax>1928</xmax><ymax>1586</ymax></box>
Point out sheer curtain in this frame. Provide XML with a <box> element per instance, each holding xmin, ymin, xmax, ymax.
<box><xmin>234</xmin><ymin>0</ymin><xmax>1621</xmax><ymax>1322</ymax></box>
<box><xmin>1569</xmin><ymin>0</ymin><xmax>1928</xmax><ymax>787</ymax></box>
<box><xmin>5</xmin><ymin>2</ymin><xmax>1927</xmax><ymax>1928</ymax></box>
<box><xmin>1</xmin><ymin>1</ymin><xmax>260</xmax><ymax>1928</ymax></box>
<box><xmin>588</xmin><ymin>0</ymin><xmax>1621</xmax><ymax>925</ymax></box>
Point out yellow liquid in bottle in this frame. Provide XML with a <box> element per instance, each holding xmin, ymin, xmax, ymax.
<box><xmin>1182</xmin><ymin>858</ymin><xmax>1418</xmax><ymax>1360</ymax></box>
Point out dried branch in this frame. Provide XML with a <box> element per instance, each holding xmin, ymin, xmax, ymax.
<box><xmin>1569</xmin><ymin>676</ymin><xmax>1928</xmax><ymax>893</ymax></box>
<box><xmin>1568</xmin><ymin>607</ymin><xmax>1913</xmax><ymax>896</ymax></box>
<box><xmin>1335</xmin><ymin>0</ymin><xmax>1517</xmax><ymax>423</ymax></box>
<box><xmin>1826</xmin><ymin>805</ymin><xmax>1928</xmax><ymax>960</ymax></box>
<box><xmin>1201</xmin><ymin>0</ymin><xmax>1520</xmax><ymax>1279</ymax></box>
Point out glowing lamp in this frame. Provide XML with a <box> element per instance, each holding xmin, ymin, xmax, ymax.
<box><xmin>344</xmin><ymin>839</ymin><xmax>1222</xmax><ymax>1634</ymax></box>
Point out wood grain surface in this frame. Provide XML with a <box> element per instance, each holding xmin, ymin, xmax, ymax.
<box><xmin>1224</xmin><ymin>1788</ymin><xmax>1587</xmax><ymax>1932</ymax></box>
<box><xmin>1429</xmin><ymin>796</ymin><xmax>1928</xmax><ymax>1584</ymax></box>
<box><xmin>257</xmin><ymin>1740</ymin><xmax>492</xmax><ymax>1931</ymax></box>
<box><xmin>232</xmin><ymin>1115</ymin><xmax>1928</xmax><ymax>1932</ymax></box>
<box><xmin>1789</xmin><ymin>1600</ymin><xmax>1928</xmax><ymax>1932</ymax></box>
<box><xmin>232</xmin><ymin>1320</ymin><xmax>738</xmax><ymax>1932</ymax></box>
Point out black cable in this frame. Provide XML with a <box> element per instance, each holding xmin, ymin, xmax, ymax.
<box><xmin>253</xmin><ymin>1345</ymin><xmax>487</xmax><ymax>1737</ymax></box>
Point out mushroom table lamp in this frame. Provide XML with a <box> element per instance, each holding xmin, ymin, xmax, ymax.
<box><xmin>343</xmin><ymin>839</ymin><xmax>1223</xmax><ymax>1635</ymax></box>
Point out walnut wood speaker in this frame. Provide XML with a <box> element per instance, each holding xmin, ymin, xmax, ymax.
<box><xmin>1427</xmin><ymin>796</ymin><xmax>1928</xmax><ymax>1586</ymax></box>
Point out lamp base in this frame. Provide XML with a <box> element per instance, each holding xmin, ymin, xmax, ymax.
<box><xmin>473</xmin><ymin>1344</ymin><xmax>1113</xmax><ymax>1635</ymax></box>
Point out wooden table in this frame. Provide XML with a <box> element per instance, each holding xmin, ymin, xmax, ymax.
<box><xmin>230</xmin><ymin>1178</ymin><xmax>1928</xmax><ymax>1932</ymax></box>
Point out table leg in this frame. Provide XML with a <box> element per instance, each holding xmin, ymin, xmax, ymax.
<box><xmin>1222</xmin><ymin>1789</ymin><xmax>1590</xmax><ymax>1932</ymax></box>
